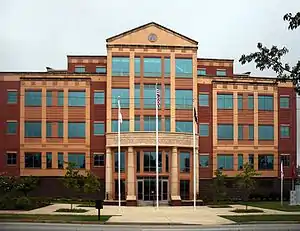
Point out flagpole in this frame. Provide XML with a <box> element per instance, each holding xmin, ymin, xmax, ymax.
<box><xmin>193</xmin><ymin>99</ymin><xmax>196</xmax><ymax>210</ymax></box>
<box><xmin>281</xmin><ymin>160</ymin><xmax>283</xmax><ymax>206</ymax></box>
<box><xmin>117</xmin><ymin>96</ymin><xmax>121</xmax><ymax>208</ymax></box>
<box><xmin>155</xmin><ymin>83</ymin><xmax>159</xmax><ymax>208</ymax></box>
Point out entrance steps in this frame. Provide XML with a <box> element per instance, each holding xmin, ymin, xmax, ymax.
<box><xmin>137</xmin><ymin>201</ymin><xmax>169</xmax><ymax>206</ymax></box>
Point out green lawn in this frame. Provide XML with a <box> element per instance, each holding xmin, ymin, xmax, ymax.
<box><xmin>0</xmin><ymin>214</ymin><xmax>111</xmax><ymax>223</ymax></box>
<box><xmin>222</xmin><ymin>214</ymin><xmax>300</xmax><ymax>223</ymax></box>
<box><xmin>242</xmin><ymin>202</ymin><xmax>300</xmax><ymax>212</ymax></box>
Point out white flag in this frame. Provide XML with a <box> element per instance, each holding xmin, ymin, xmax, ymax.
<box><xmin>281</xmin><ymin>160</ymin><xmax>284</xmax><ymax>179</ymax></box>
<box><xmin>118</xmin><ymin>97</ymin><xmax>123</xmax><ymax>124</ymax></box>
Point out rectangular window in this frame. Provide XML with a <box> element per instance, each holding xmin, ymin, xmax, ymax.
<box><xmin>96</xmin><ymin>66</ymin><xmax>106</xmax><ymax>73</ymax></box>
<box><xmin>94</xmin><ymin>91</ymin><xmax>105</xmax><ymax>105</ymax></box>
<box><xmin>199</xmin><ymin>93</ymin><xmax>209</xmax><ymax>107</ymax></box>
<box><xmin>258</xmin><ymin>154</ymin><xmax>274</xmax><ymax>170</ymax></box>
<box><xmin>111</xmin><ymin>120</ymin><xmax>129</xmax><ymax>132</ymax></box>
<box><xmin>197</xmin><ymin>68</ymin><xmax>206</xmax><ymax>76</ymax></box>
<box><xmin>143</xmin><ymin>58</ymin><xmax>161</xmax><ymax>77</ymax></box>
<box><xmin>180</xmin><ymin>180</ymin><xmax>190</xmax><ymax>200</ymax></box>
<box><xmin>280</xmin><ymin>125</ymin><xmax>290</xmax><ymax>138</ymax></box>
<box><xmin>111</xmin><ymin>88</ymin><xmax>129</xmax><ymax>108</ymax></box>
<box><xmin>143</xmin><ymin>151</ymin><xmax>162</xmax><ymax>172</ymax></box>
<box><xmin>46</xmin><ymin>122</ymin><xmax>52</xmax><ymax>137</ymax></box>
<box><xmin>248</xmin><ymin>154</ymin><xmax>254</xmax><ymax>168</ymax></box>
<box><xmin>58</xmin><ymin>152</ymin><xmax>64</xmax><ymax>169</ymax></box>
<box><xmin>68</xmin><ymin>91</ymin><xmax>85</xmax><ymax>106</ymax></box>
<box><xmin>114</xmin><ymin>179</ymin><xmax>126</xmax><ymax>200</ymax></box>
<box><xmin>165</xmin><ymin>152</ymin><xmax>169</xmax><ymax>172</ymax></box>
<box><xmin>112</xmin><ymin>57</ymin><xmax>129</xmax><ymax>76</ymax></box>
<box><xmin>217</xmin><ymin>124</ymin><xmax>233</xmax><ymax>140</ymax></box>
<box><xmin>46</xmin><ymin>152</ymin><xmax>52</xmax><ymax>169</ymax></box>
<box><xmin>248</xmin><ymin>125</ymin><xmax>254</xmax><ymax>140</ymax></box>
<box><xmin>6</xmin><ymin>152</ymin><xmax>16</xmax><ymax>165</ymax></box>
<box><xmin>58</xmin><ymin>121</ymin><xmax>63</xmax><ymax>138</ymax></box>
<box><xmin>25</xmin><ymin>152</ymin><xmax>41</xmax><ymax>168</ymax></box>
<box><xmin>238</xmin><ymin>125</ymin><xmax>243</xmax><ymax>140</ymax></box>
<box><xmin>217</xmin><ymin>94</ymin><xmax>233</xmax><ymax>109</ymax></box>
<box><xmin>68</xmin><ymin>153</ymin><xmax>85</xmax><ymax>169</ymax></box>
<box><xmin>175</xmin><ymin>90</ymin><xmax>192</xmax><ymax>109</ymax></box>
<box><xmin>199</xmin><ymin>124</ymin><xmax>209</xmax><ymax>137</ymax></box>
<box><xmin>258</xmin><ymin>95</ymin><xmax>274</xmax><ymax>111</ymax></box>
<box><xmin>144</xmin><ymin>84</ymin><xmax>160</xmax><ymax>109</ymax></box>
<box><xmin>134</xmin><ymin>116</ymin><xmax>140</xmax><ymax>131</ymax></box>
<box><xmin>94</xmin><ymin>153</ymin><xmax>105</xmax><ymax>167</ymax></box>
<box><xmin>165</xmin><ymin>116</ymin><xmax>170</xmax><ymax>132</ymax></box>
<box><xmin>68</xmin><ymin>122</ymin><xmax>85</xmax><ymax>138</ymax></box>
<box><xmin>25</xmin><ymin>90</ymin><xmax>42</xmax><ymax>106</ymax></box>
<box><xmin>280</xmin><ymin>96</ymin><xmax>290</xmax><ymax>109</ymax></box>
<box><xmin>216</xmin><ymin>69</ymin><xmax>227</xmax><ymax>76</ymax></box>
<box><xmin>164</xmin><ymin>58</ymin><xmax>170</xmax><ymax>77</ymax></box>
<box><xmin>199</xmin><ymin>155</ymin><xmax>209</xmax><ymax>168</ymax></box>
<box><xmin>25</xmin><ymin>121</ymin><xmax>41</xmax><ymax>137</ymax></box>
<box><xmin>94</xmin><ymin>122</ymin><xmax>104</xmax><ymax>135</ymax></box>
<box><xmin>58</xmin><ymin>91</ymin><xmax>64</xmax><ymax>106</ymax></box>
<box><xmin>238</xmin><ymin>154</ymin><xmax>243</xmax><ymax>170</ymax></box>
<box><xmin>135</xmin><ymin>84</ymin><xmax>140</xmax><ymax>108</ymax></box>
<box><xmin>7</xmin><ymin>121</ymin><xmax>17</xmax><ymax>134</ymax></box>
<box><xmin>238</xmin><ymin>95</ymin><xmax>243</xmax><ymax>110</ymax></box>
<box><xmin>258</xmin><ymin>125</ymin><xmax>274</xmax><ymax>140</ymax></box>
<box><xmin>175</xmin><ymin>58</ymin><xmax>192</xmax><ymax>78</ymax></box>
<box><xmin>136</xmin><ymin>151</ymin><xmax>140</xmax><ymax>173</ymax></box>
<box><xmin>74</xmin><ymin>66</ymin><xmax>85</xmax><ymax>73</ymax></box>
<box><xmin>180</xmin><ymin>152</ymin><xmax>190</xmax><ymax>172</ymax></box>
<box><xmin>280</xmin><ymin>154</ymin><xmax>290</xmax><ymax>167</ymax></box>
<box><xmin>165</xmin><ymin>85</ymin><xmax>170</xmax><ymax>109</ymax></box>
<box><xmin>46</xmin><ymin>91</ymin><xmax>52</xmax><ymax>106</ymax></box>
<box><xmin>134</xmin><ymin>58</ymin><xmax>140</xmax><ymax>76</ymax></box>
<box><xmin>144</xmin><ymin>116</ymin><xmax>161</xmax><ymax>131</ymax></box>
<box><xmin>248</xmin><ymin>95</ymin><xmax>254</xmax><ymax>109</ymax></box>
<box><xmin>7</xmin><ymin>91</ymin><xmax>17</xmax><ymax>104</ymax></box>
<box><xmin>176</xmin><ymin>121</ymin><xmax>193</xmax><ymax>133</ymax></box>
<box><xmin>115</xmin><ymin>151</ymin><xmax>125</xmax><ymax>172</ymax></box>
<box><xmin>217</xmin><ymin>154</ymin><xmax>233</xmax><ymax>170</ymax></box>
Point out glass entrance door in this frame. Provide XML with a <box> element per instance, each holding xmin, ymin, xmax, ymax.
<box><xmin>161</xmin><ymin>179</ymin><xmax>169</xmax><ymax>201</ymax></box>
<box><xmin>136</xmin><ymin>177</ymin><xmax>169</xmax><ymax>202</ymax></box>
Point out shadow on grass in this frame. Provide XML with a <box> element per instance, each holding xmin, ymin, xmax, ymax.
<box><xmin>221</xmin><ymin>214</ymin><xmax>300</xmax><ymax>223</ymax></box>
<box><xmin>55</xmin><ymin>208</ymin><xmax>88</xmax><ymax>213</ymax></box>
<box><xmin>208</xmin><ymin>205</ymin><xmax>232</xmax><ymax>208</ymax></box>
<box><xmin>231</xmin><ymin>208</ymin><xmax>264</xmax><ymax>213</ymax></box>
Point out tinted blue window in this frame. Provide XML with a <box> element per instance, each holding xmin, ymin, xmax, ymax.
<box><xmin>238</xmin><ymin>125</ymin><xmax>243</xmax><ymax>140</ymax></box>
<box><xmin>217</xmin><ymin>154</ymin><xmax>233</xmax><ymax>170</ymax></box>
<box><xmin>68</xmin><ymin>153</ymin><xmax>85</xmax><ymax>169</ymax></box>
<box><xmin>46</xmin><ymin>122</ymin><xmax>52</xmax><ymax>137</ymax></box>
<box><xmin>46</xmin><ymin>152</ymin><xmax>52</xmax><ymax>169</ymax></box>
<box><xmin>175</xmin><ymin>58</ymin><xmax>192</xmax><ymax>78</ymax></box>
<box><xmin>217</xmin><ymin>94</ymin><xmax>233</xmax><ymax>109</ymax></box>
<box><xmin>94</xmin><ymin>92</ymin><xmax>105</xmax><ymax>104</ymax></box>
<box><xmin>238</xmin><ymin>154</ymin><xmax>243</xmax><ymax>170</ymax></box>
<box><xmin>258</xmin><ymin>155</ymin><xmax>274</xmax><ymax>170</ymax></box>
<box><xmin>111</xmin><ymin>88</ymin><xmax>129</xmax><ymax>108</ymax></box>
<box><xmin>75</xmin><ymin>66</ymin><xmax>85</xmax><ymax>73</ymax></box>
<box><xmin>175</xmin><ymin>90</ymin><xmax>192</xmax><ymax>109</ymax></box>
<box><xmin>46</xmin><ymin>91</ymin><xmax>52</xmax><ymax>106</ymax></box>
<box><xmin>58</xmin><ymin>122</ymin><xmax>63</xmax><ymax>138</ymax></box>
<box><xmin>96</xmin><ymin>67</ymin><xmax>106</xmax><ymax>73</ymax></box>
<box><xmin>248</xmin><ymin>125</ymin><xmax>254</xmax><ymax>140</ymax></box>
<box><xmin>7</xmin><ymin>91</ymin><xmax>17</xmax><ymax>104</ymax></box>
<box><xmin>111</xmin><ymin>120</ymin><xmax>129</xmax><ymax>132</ymax></box>
<box><xmin>199</xmin><ymin>94</ymin><xmax>209</xmax><ymax>106</ymax></box>
<box><xmin>144</xmin><ymin>58</ymin><xmax>161</xmax><ymax>77</ymax></box>
<box><xmin>164</xmin><ymin>85</ymin><xmax>170</xmax><ymax>109</ymax></box>
<box><xmin>7</xmin><ymin>122</ymin><xmax>17</xmax><ymax>134</ymax></box>
<box><xmin>165</xmin><ymin>117</ymin><xmax>170</xmax><ymax>132</ymax></box>
<box><xmin>258</xmin><ymin>125</ymin><xmax>274</xmax><ymax>140</ymax></box>
<box><xmin>199</xmin><ymin>124</ymin><xmax>209</xmax><ymax>136</ymax></box>
<box><xmin>144</xmin><ymin>84</ymin><xmax>160</xmax><ymax>109</ymax></box>
<box><xmin>58</xmin><ymin>152</ymin><xmax>64</xmax><ymax>169</ymax></box>
<box><xmin>135</xmin><ymin>116</ymin><xmax>140</xmax><ymax>131</ymax></box>
<box><xmin>68</xmin><ymin>91</ymin><xmax>85</xmax><ymax>106</ymax></box>
<box><xmin>248</xmin><ymin>95</ymin><xmax>254</xmax><ymax>109</ymax></box>
<box><xmin>25</xmin><ymin>122</ymin><xmax>41</xmax><ymax>137</ymax></box>
<box><xmin>217</xmin><ymin>124</ymin><xmax>233</xmax><ymax>140</ymax></box>
<box><xmin>25</xmin><ymin>152</ymin><xmax>41</xmax><ymax>168</ymax></box>
<box><xmin>248</xmin><ymin>154</ymin><xmax>254</xmax><ymax>168</ymax></box>
<box><xmin>197</xmin><ymin>69</ymin><xmax>206</xmax><ymax>76</ymax></box>
<box><xmin>216</xmin><ymin>69</ymin><xmax>226</xmax><ymax>76</ymax></box>
<box><xmin>25</xmin><ymin>91</ymin><xmax>42</xmax><ymax>106</ymax></box>
<box><xmin>112</xmin><ymin>57</ymin><xmax>129</xmax><ymax>76</ymax></box>
<box><xmin>94</xmin><ymin>122</ymin><xmax>104</xmax><ymax>135</ymax></box>
<box><xmin>135</xmin><ymin>85</ymin><xmax>140</xmax><ymax>108</ymax></box>
<box><xmin>58</xmin><ymin>91</ymin><xmax>64</xmax><ymax>106</ymax></box>
<box><xmin>176</xmin><ymin>121</ymin><xmax>193</xmax><ymax>133</ymax></box>
<box><xmin>280</xmin><ymin>96</ymin><xmax>289</xmax><ymax>108</ymax></box>
<box><xmin>180</xmin><ymin>152</ymin><xmax>190</xmax><ymax>172</ymax></box>
<box><xmin>68</xmin><ymin>122</ymin><xmax>85</xmax><ymax>138</ymax></box>
<box><xmin>280</xmin><ymin>125</ymin><xmax>290</xmax><ymax>138</ymax></box>
<box><xmin>135</xmin><ymin>58</ymin><xmax>140</xmax><ymax>76</ymax></box>
<box><xmin>143</xmin><ymin>151</ymin><xmax>162</xmax><ymax>172</ymax></box>
<box><xmin>144</xmin><ymin>116</ymin><xmax>162</xmax><ymax>131</ymax></box>
<box><xmin>164</xmin><ymin>58</ymin><xmax>170</xmax><ymax>77</ymax></box>
<box><xmin>199</xmin><ymin>155</ymin><xmax>209</xmax><ymax>167</ymax></box>
<box><xmin>258</xmin><ymin>95</ymin><xmax>273</xmax><ymax>110</ymax></box>
<box><xmin>115</xmin><ymin>151</ymin><xmax>125</xmax><ymax>172</ymax></box>
<box><xmin>238</xmin><ymin>95</ymin><xmax>243</xmax><ymax>109</ymax></box>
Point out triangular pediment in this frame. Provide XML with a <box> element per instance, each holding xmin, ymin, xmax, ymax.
<box><xmin>106</xmin><ymin>22</ymin><xmax>198</xmax><ymax>47</ymax></box>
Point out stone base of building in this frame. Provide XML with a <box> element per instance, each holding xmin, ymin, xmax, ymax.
<box><xmin>169</xmin><ymin>196</ymin><xmax>181</xmax><ymax>206</ymax></box>
<box><xmin>126</xmin><ymin>195</ymin><xmax>137</xmax><ymax>206</ymax></box>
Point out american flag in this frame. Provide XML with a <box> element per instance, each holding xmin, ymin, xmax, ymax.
<box><xmin>156</xmin><ymin>87</ymin><xmax>161</xmax><ymax>107</ymax></box>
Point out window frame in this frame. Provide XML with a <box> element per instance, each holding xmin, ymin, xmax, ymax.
<box><xmin>93</xmin><ymin>121</ymin><xmax>105</xmax><ymax>136</ymax></box>
<box><xmin>74</xmin><ymin>66</ymin><xmax>86</xmax><ymax>73</ymax></box>
<box><xmin>58</xmin><ymin>152</ymin><xmax>64</xmax><ymax>169</ymax></box>
<box><xmin>46</xmin><ymin>152</ymin><xmax>52</xmax><ymax>169</ymax></box>
<box><xmin>280</xmin><ymin>96</ymin><xmax>290</xmax><ymax>109</ymax></box>
<box><xmin>199</xmin><ymin>154</ymin><xmax>209</xmax><ymax>168</ymax></box>
<box><xmin>217</xmin><ymin>154</ymin><xmax>234</xmax><ymax>170</ymax></box>
<box><xmin>280</xmin><ymin>154</ymin><xmax>290</xmax><ymax>167</ymax></box>
<box><xmin>217</xmin><ymin>94</ymin><xmax>233</xmax><ymax>109</ymax></box>
<box><xmin>280</xmin><ymin>124</ymin><xmax>290</xmax><ymax>138</ymax></box>
<box><xmin>24</xmin><ymin>152</ymin><xmax>42</xmax><ymax>169</ymax></box>
<box><xmin>238</xmin><ymin>154</ymin><xmax>243</xmax><ymax>170</ymax></box>
<box><xmin>24</xmin><ymin>121</ymin><xmax>42</xmax><ymax>138</ymax></box>
<box><xmin>258</xmin><ymin>95</ymin><xmax>274</xmax><ymax>111</ymax></box>
<box><xmin>68</xmin><ymin>153</ymin><xmax>86</xmax><ymax>169</ymax></box>
<box><xmin>199</xmin><ymin>93</ymin><xmax>209</xmax><ymax>107</ymax></box>
<box><xmin>68</xmin><ymin>122</ymin><xmax>86</xmax><ymax>138</ymax></box>
<box><xmin>6</xmin><ymin>121</ymin><xmax>17</xmax><ymax>134</ymax></box>
<box><xmin>25</xmin><ymin>90</ymin><xmax>42</xmax><ymax>106</ymax></box>
<box><xmin>7</xmin><ymin>90</ymin><xmax>18</xmax><ymax>104</ymax></box>
<box><xmin>95</xmin><ymin>66</ymin><xmax>106</xmax><ymax>74</ymax></box>
<box><xmin>179</xmin><ymin>152</ymin><xmax>190</xmax><ymax>173</ymax></box>
<box><xmin>175</xmin><ymin>121</ymin><xmax>193</xmax><ymax>133</ymax></box>
<box><xmin>93</xmin><ymin>153</ymin><xmax>105</xmax><ymax>167</ymax></box>
<box><xmin>94</xmin><ymin>91</ymin><xmax>105</xmax><ymax>105</ymax></box>
<box><xmin>197</xmin><ymin>68</ymin><xmax>206</xmax><ymax>76</ymax></box>
<box><xmin>199</xmin><ymin>123</ymin><xmax>209</xmax><ymax>137</ymax></box>
<box><xmin>258</xmin><ymin>154</ymin><xmax>274</xmax><ymax>170</ymax></box>
<box><xmin>216</xmin><ymin>69</ymin><xmax>227</xmax><ymax>77</ymax></box>
<box><xmin>6</xmin><ymin>152</ymin><xmax>17</xmax><ymax>165</ymax></box>
<box><xmin>258</xmin><ymin>125</ymin><xmax>274</xmax><ymax>140</ymax></box>
<box><xmin>217</xmin><ymin>124</ymin><xmax>233</xmax><ymax>140</ymax></box>
<box><xmin>68</xmin><ymin>90</ymin><xmax>86</xmax><ymax>107</ymax></box>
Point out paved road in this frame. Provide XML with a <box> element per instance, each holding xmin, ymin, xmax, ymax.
<box><xmin>1</xmin><ymin>223</ymin><xmax>300</xmax><ymax>231</ymax></box>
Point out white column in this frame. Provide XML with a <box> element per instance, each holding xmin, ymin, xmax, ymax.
<box><xmin>171</xmin><ymin>147</ymin><xmax>180</xmax><ymax>200</ymax></box>
<box><xmin>105</xmin><ymin>147</ymin><xmax>113</xmax><ymax>200</ymax></box>
<box><xmin>126</xmin><ymin>147</ymin><xmax>136</xmax><ymax>201</ymax></box>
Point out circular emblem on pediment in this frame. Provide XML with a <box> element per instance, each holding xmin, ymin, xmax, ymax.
<box><xmin>148</xmin><ymin>33</ymin><xmax>157</xmax><ymax>42</ymax></box>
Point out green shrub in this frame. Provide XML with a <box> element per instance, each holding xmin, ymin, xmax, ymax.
<box><xmin>15</xmin><ymin>197</ymin><xmax>32</xmax><ymax>210</ymax></box>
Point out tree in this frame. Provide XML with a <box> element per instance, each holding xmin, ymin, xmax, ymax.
<box><xmin>83</xmin><ymin>171</ymin><xmax>101</xmax><ymax>206</ymax></box>
<box><xmin>15</xmin><ymin>176</ymin><xmax>38</xmax><ymax>197</ymax></box>
<box><xmin>0</xmin><ymin>176</ymin><xmax>16</xmax><ymax>196</ymax></box>
<box><xmin>235</xmin><ymin>163</ymin><xmax>260</xmax><ymax>210</ymax></box>
<box><xmin>63</xmin><ymin>162</ymin><xmax>83</xmax><ymax>209</ymax></box>
<box><xmin>211</xmin><ymin>169</ymin><xmax>227</xmax><ymax>204</ymax></box>
<box><xmin>239</xmin><ymin>12</ymin><xmax>300</xmax><ymax>93</ymax></box>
